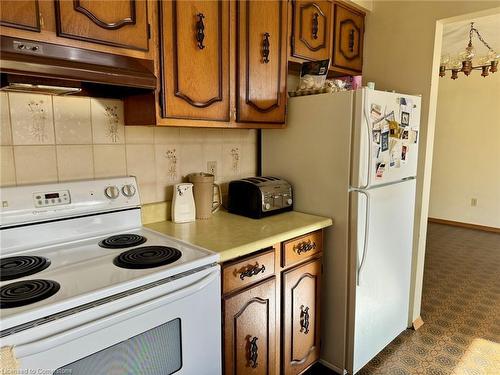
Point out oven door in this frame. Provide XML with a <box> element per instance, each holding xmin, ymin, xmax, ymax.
<box><xmin>11</xmin><ymin>266</ymin><xmax>221</xmax><ymax>375</ymax></box>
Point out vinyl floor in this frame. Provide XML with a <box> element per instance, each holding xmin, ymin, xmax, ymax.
<box><xmin>357</xmin><ymin>223</ymin><xmax>500</xmax><ymax>375</ymax></box>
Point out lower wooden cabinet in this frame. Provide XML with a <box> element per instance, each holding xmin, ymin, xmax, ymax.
<box><xmin>223</xmin><ymin>277</ymin><xmax>277</xmax><ymax>374</ymax></box>
<box><xmin>222</xmin><ymin>231</ymin><xmax>323</xmax><ymax>375</ymax></box>
<box><xmin>282</xmin><ymin>259</ymin><xmax>321</xmax><ymax>374</ymax></box>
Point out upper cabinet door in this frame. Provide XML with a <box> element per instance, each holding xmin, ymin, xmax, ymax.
<box><xmin>0</xmin><ymin>0</ymin><xmax>41</xmax><ymax>32</ymax></box>
<box><xmin>236</xmin><ymin>0</ymin><xmax>287</xmax><ymax>124</ymax></box>
<box><xmin>159</xmin><ymin>0</ymin><xmax>230</xmax><ymax>121</ymax></box>
<box><xmin>332</xmin><ymin>2</ymin><xmax>364</xmax><ymax>73</ymax></box>
<box><xmin>291</xmin><ymin>0</ymin><xmax>333</xmax><ymax>61</ymax></box>
<box><xmin>54</xmin><ymin>0</ymin><xmax>149</xmax><ymax>51</ymax></box>
<box><xmin>282</xmin><ymin>259</ymin><xmax>321</xmax><ymax>375</ymax></box>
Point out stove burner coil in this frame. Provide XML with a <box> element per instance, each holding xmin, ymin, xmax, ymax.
<box><xmin>98</xmin><ymin>234</ymin><xmax>147</xmax><ymax>249</ymax></box>
<box><xmin>0</xmin><ymin>279</ymin><xmax>60</xmax><ymax>309</ymax></box>
<box><xmin>114</xmin><ymin>246</ymin><xmax>182</xmax><ymax>269</ymax></box>
<box><xmin>0</xmin><ymin>256</ymin><xmax>51</xmax><ymax>281</ymax></box>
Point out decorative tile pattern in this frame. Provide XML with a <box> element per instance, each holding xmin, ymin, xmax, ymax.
<box><xmin>1</xmin><ymin>93</ymin><xmax>258</xmax><ymax>204</ymax></box>
<box><xmin>90</xmin><ymin>98</ymin><xmax>125</xmax><ymax>144</ymax></box>
<box><xmin>358</xmin><ymin>223</ymin><xmax>500</xmax><ymax>375</ymax></box>
<box><xmin>10</xmin><ymin>93</ymin><xmax>55</xmax><ymax>145</ymax></box>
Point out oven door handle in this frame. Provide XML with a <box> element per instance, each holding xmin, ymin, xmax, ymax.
<box><xmin>14</xmin><ymin>269</ymin><xmax>219</xmax><ymax>358</ymax></box>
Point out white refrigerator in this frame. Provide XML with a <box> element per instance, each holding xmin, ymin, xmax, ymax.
<box><xmin>261</xmin><ymin>88</ymin><xmax>421</xmax><ymax>374</ymax></box>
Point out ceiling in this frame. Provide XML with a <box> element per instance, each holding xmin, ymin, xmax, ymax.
<box><xmin>442</xmin><ymin>13</ymin><xmax>500</xmax><ymax>58</ymax></box>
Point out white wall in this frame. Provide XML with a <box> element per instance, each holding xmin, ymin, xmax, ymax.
<box><xmin>429</xmin><ymin>73</ymin><xmax>500</xmax><ymax>228</ymax></box>
<box><xmin>362</xmin><ymin>1</ymin><xmax>500</xmax><ymax>324</ymax></box>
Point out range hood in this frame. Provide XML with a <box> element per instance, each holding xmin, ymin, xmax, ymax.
<box><xmin>0</xmin><ymin>36</ymin><xmax>157</xmax><ymax>96</ymax></box>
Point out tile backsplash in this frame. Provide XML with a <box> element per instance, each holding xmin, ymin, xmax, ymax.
<box><xmin>0</xmin><ymin>92</ymin><xmax>258</xmax><ymax>204</ymax></box>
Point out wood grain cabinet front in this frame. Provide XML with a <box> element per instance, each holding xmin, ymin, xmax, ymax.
<box><xmin>0</xmin><ymin>0</ymin><xmax>41</xmax><ymax>32</ymax></box>
<box><xmin>223</xmin><ymin>277</ymin><xmax>277</xmax><ymax>375</ymax></box>
<box><xmin>159</xmin><ymin>0</ymin><xmax>230</xmax><ymax>121</ymax></box>
<box><xmin>53</xmin><ymin>0</ymin><xmax>150</xmax><ymax>51</ymax></box>
<box><xmin>282</xmin><ymin>259</ymin><xmax>321</xmax><ymax>375</ymax></box>
<box><xmin>290</xmin><ymin>0</ymin><xmax>333</xmax><ymax>62</ymax></box>
<box><xmin>331</xmin><ymin>2</ymin><xmax>364</xmax><ymax>74</ymax></box>
<box><xmin>236</xmin><ymin>0</ymin><xmax>288</xmax><ymax>124</ymax></box>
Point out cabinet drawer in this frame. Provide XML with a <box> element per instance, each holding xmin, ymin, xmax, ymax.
<box><xmin>282</xmin><ymin>230</ymin><xmax>322</xmax><ymax>267</ymax></box>
<box><xmin>223</xmin><ymin>248</ymin><xmax>275</xmax><ymax>294</ymax></box>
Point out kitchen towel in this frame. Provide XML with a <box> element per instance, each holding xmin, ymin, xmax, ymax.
<box><xmin>0</xmin><ymin>346</ymin><xmax>19</xmax><ymax>372</ymax></box>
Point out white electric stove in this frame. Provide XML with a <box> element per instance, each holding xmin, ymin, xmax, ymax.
<box><xmin>0</xmin><ymin>177</ymin><xmax>222</xmax><ymax>374</ymax></box>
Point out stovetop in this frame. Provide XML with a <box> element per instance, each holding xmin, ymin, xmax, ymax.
<box><xmin>0</xmin><ymin>227</ymin><xmax>218</xmax><ymax>330</ymax></box>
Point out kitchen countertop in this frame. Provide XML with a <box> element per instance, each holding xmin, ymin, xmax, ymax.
<box><xmin>145</xmin><ymin>210</ymin><xmax>333</xmax><ymax>262</ymax></box>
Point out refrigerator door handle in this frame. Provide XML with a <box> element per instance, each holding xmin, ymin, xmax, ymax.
<box><xmin>354</xmin><ymin>189</ymin><xmax>370</xmax><ymax>286</ymax></box>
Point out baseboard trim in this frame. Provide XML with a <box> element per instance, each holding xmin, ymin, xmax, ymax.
<box><xmin>412</xmin><ymin>316</ymin><xmax>424</xmax><ymax>330</ymax></box>
<box><xmin>319</xmin><ymin>359</ymin><xmax>345</xmax><ymax>374</ymax></box>
<box><xmin>428</xmin><ymin>218</ymin><xmax>500</xmax><ymax>233</ymax></box>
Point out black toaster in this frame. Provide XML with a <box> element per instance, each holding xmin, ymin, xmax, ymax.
<box><xmin>228</xmin><ymin>177</ymin><xmax>293</xmax><ymax>219</ymax></box>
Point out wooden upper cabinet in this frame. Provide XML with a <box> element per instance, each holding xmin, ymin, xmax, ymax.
<box><xmin>224</xmin><ymin>278</ymin><xmax>277</xmax><ymax>374</ymax></box>
<box><xmin>332</xmin><ymin>2</ymin><xmax>364</xmax><ymax>73</ymax></box>
<box><xmin>159</xmin><ymin>0</ymin><xmax>229</xmax><ymax>121</ymax></box>
<box><xmin>282</xmin><ymin>259</ymin><xmax>321</xmax><ymax>375</ymax></box>
<box><xmin>0</xmin><ymin>0</ymin><xmax>41</xmax><ymax>32</ymax></box>
<box><xmin>236</xmin><ymin>0</ymin><xmax>287</xmax><ymax>124</ymax></box>
<box><xmin>54</xmin><ymin>0</ymin><xmax>149</xmax><ymax>51</ymax></box>
<box><xmin>291</xmin><ymin>0</ymin><xmax>333</xmax><ymax>62</ymax></box>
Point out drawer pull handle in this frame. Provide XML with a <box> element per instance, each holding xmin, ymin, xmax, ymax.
<box><xmin>249</xmin><ymin>336</ymin><xmax>259</xmax><ymax>368</ymax></box>
<box><xmin>196</xmin><ymin>13</ymin><xmax>206</xmax><ymax>49</ymax></box>
<box><xmin>312</xmin><ymin>12</ymin><xmax>319</xmax><ymax>40</ymax></box>
<box><xmin>262</xmin><ymin>32</ymin><xmax>270</xmax><ymax>63</ymax></box>
<box><xmin>293</xmin><ymin>240</ymin><xmax>316</xmax><ymax>255</ymax></box>
<box><xmin>239</xmin><ymin>264</ymin><xmax>266</xmax><ymax>280</ymax></box>
<box><xmin>300</xmin><ymin>305</ymin><xmax>310</xmax><ymax>334</ymax></box>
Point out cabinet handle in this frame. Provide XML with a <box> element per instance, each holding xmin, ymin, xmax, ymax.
<box><xmin>300</xmin><ymin>305</ymin><xmax>310</xmax><ymax>334</ymax></box>
<box><xmin>312</xmin><ymin>13</ymin><xmax>319</xmax><ymax>40</ymax></box>
<box><xmin>293</xmin><ymin>239</ymin><xmax>316</xmax><ymax>255</ymax></box>
<box><xmin>239</xmin><ymin>264</ymin><xmax>266</xmax><ymax>280</ymax></box>
<box><xmin>349</xmin><ymin>29</ymin><xmax>355</xmax><ymax>52</ymax></box>
<box><xmin>262</xmin><ymin>32</ymin><xmax>270</xmax><ymax>63</ymax></box>
<box><xmin>196</xmin><ymin>13</ymin><xmax>206</xmax><ymax>49</ymax></box>
<box><xmin>249</xmin><ymin>336</ymin><xmax>259</xmax><ymax>368</ymax></box>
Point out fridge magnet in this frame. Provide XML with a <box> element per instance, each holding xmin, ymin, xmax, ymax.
<box><xmin>370</xmin><ymin>103</ymin><xmax>382</xmax><ymax>121</ymax></box>
<box><xmin>410</xmin><ymin>128</ymin><xmax>418</xmax><ymax>144</ymax></box>
<box><xmin>373</xmin><ymin>129</ymin><xmax>381</xmax><ymax>144</ymax></box>
<box><xmin>375</xmin><ymin>162</ymin><xmax>386</xmax><ymax>178</ymax></box>
<box><xmin>389</xmin><ymin>121</ymin><xmax>401</xmax><ymax>138</ymax></box>
<box><xmin>381</xmin><ymin>131</ymin><xmax>389</xmax><ymax>152</ymax></box>
<box><xmin>401</xmin><ymin>145</ymin><xmax>408</xmax><ymax>163</ymax></box>
<box><xmin>402</xmin><ymin>129</ymin><xmax>409</xmax><ymax>140</ymax></box>
<box><xmin>385</xmin><ymin>111</ymin><xmax>395</xmax><ymax>122</ymax></box>
<box><xmin>401</xmin><ymin>111</ymin><xmax>410</xmax><ymax>126</ymax></box>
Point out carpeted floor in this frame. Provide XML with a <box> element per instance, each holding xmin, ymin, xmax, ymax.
<box><xmin>357</xmin><ymin>223</ymin><xmax>500</xmax><ymax>375</ymax></box>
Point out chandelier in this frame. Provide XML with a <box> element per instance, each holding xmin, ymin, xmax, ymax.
<box><xmin>439</xmin><ymin>22</ymin><xmax>499</xmax><ymax>79</ymax></box>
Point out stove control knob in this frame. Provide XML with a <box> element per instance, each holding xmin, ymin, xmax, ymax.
<box><xmin>286</xmin><ymin>198</ymin><xmax>293</xmax><ymax>205</ymax></box>
<box><xmin>264</xmin><ymin>203</ymin><xmax>271</xmax><ymax>210</ymax></box>
<box><xmin>122</xmin><ymin>184</ymin><xmax>136</xmax><ymax>198</ymax></box>
<box><xmin>104</xmin><ymin>186</ymin><xmax>120</xmax><ymax>199</ymax></box>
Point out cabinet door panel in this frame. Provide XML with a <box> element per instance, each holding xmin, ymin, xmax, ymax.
<box><xmin>54</xmin><ymin>0</ymin><xmax>149</xmax><ymax>51</ymax></box>
<box><xmin>236</xmin><ymin>0</ymin><xmax>287</xmax><ymax>124</ymax></box>
<box><xmin>291</xmin><ymin>0</ymin><xmax>332</xmax><ymax>61</ymax></box>
<box><xmin>282</xmin><ymin>259</ymin><xmax>321</xmax><ymax>374</ymax></box>
<box><xmin>224</xmin><ymin>278</ymin><xmax>277</xmax><ymax>374</ymax></box>
<box><xmin>160</xmin><ymin>0</ymin><xmax>229</xmax><ymax>121</ymax></box>
<box><xmin>332</xmin><ymin>2</ymin><xmax>364</xmax><ymax>73</ymax></box>
<box><xmin>0</xmin><ymin>0</ymin><xmax>40</xmax><ymax>31</ymax></box>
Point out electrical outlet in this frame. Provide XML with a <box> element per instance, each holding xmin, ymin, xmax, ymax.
<box><xmin>471</xmin><ymin>198</ymin><xmax>478</xmax><ymax>207</ymax></box>
<box><xmin>207</xmin><ymin>161</ymin><xmax>217</xmax><ymax>177</ymax></box>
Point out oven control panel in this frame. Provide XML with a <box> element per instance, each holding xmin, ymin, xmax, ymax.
<box><xmin>33</xmin><ymin>190</ymin><xmax>71</xmax><ymax>208</ymax></box>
